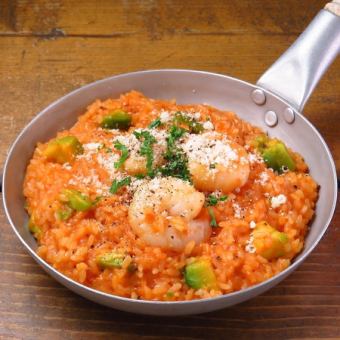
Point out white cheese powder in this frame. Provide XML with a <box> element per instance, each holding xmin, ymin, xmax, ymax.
<box><xmin>68</xmin><ymin>169</ymin><xmax>109</xmax><ymax>195</ymax></box>
<box><xmin>202</xmin><ymin>121</ymin><xmax>214</xmax><ymax>130</ymax></box>
<box><xmin>62</xmin><ymin>163</ymin><xmax>72</xmax><ymax>170</ymax></box>
<box><xmin>249</xmin><ymin>221</ymin><xmax>256</xmax><ymax>229</ymax></box>
<box><xmin>83</xmin><ymin>142</ymin><xmax>102</xmax><ymax>151</ymax></box>
<box><xmin>232</xmin><ymin>203</ymin><xmax>242</xmax><ymax>218</ymax></box>
<box><xmin>77</xmin><ymin>144</ymin><xmax>101</xmax><ymax>161</ymax></box>
<box><xmin>193</xmin><ymin>112</ymin><xmax>201</xmax><ymax>120</ymax></box>
<box><xmin>245</xmin><ymin>234</ymin><xmax>256</xmax><ymax>253</ymax></box>
<box><xmin>271</xmin><ymin>194</ymin><xmax>287</xmax><ymax>208</ymax></box>
<box><xmin>181</xmin><ymin>132</ymin><xmax>238</xmax><ymax>169</ymax></box>
<box><xmin>160</xmin><ymin>110</ymin><xmax>171</xmax><ymax>123</ymax></box>
<box><xmin>248</xmin><ymin>152</ymin><xmax>264</xmax><ymax>164</ymax></box>
<box><xmin>255</xmin><ymin>171</ymin><xmax>269</xmax><ymax>185</ymax></box>
<box><xmin>97</xmin><ymin>153</ymin><xmax>119</xmax><ymax>178</ymax></box>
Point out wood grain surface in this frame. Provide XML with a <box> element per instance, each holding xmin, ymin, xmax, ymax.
<box><xmin>0</xmin><ymin>1</ymin><xmax>339</xmax><ymax>339</ymax></box>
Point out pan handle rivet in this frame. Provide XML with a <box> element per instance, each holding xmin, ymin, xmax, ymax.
<box><xmin>264</xmin><ymin>110</ymin><xmax>278</xmax><ymax>127</ymax></box>
<box><xmin>283</xmin><ymin>107</ymin><xmax>295</xmax><ymax>123</ymax></box>
<box><xmin>251</xmin><ymin>89</ymin><xmax>266</xmax><ymax>105</ymax></box>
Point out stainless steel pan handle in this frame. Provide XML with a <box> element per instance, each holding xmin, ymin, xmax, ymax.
<box><xmin>257</xmin><ymin>1</ymin><xmax>340</xmax><ymax>112</ymax></box>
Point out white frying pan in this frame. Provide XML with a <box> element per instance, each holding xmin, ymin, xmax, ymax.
<box><xmin>2</xmin><ymin>2</ymin><xmax>339</xmax><ymax>315</ymax></box>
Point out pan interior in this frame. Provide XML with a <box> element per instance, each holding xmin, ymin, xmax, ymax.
<box><xmin>3</xmin><ymin>69</ymin><xmax>337</xmax><ymax>311</ymax></box>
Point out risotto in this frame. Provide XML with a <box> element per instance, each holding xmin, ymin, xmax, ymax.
<box><xmin>23</xmin><ymin>91</ymin><xmax>318</xmax><ymax>301</ymax></box>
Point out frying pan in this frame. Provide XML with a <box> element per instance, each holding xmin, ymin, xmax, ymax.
<box><xmin>2</xmin><ymin>2</ymin><xmax>339</xmax><ymax>316</ymax></box>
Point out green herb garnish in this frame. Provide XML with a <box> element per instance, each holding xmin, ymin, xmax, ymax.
<box><xmin>205</xmin><ymin>195</ymin><xmax>227</xmax><ymax>227</ymax></box>
<box><xmin>133</xmin><ymin>130</ymin><xmax>157</xmax><ymax>177</ymax></box>
<box><xmin>167</xmin><ymin>125</ymin><xmax>187</xmax><ymax>147</ymax></box>
<box><xmin>148</xmin><ymin>118</ymin><xmax>162</xmax><ymax>129</ymax></box>
<box><xmin>134</xmin><ymin>173</ymin><xmax>146</xmax><ymax>179</ymax></box>
<box><xmin>158</xmin><ymin>125</ymin><xmax>191</xmax><ymax>182</ymax></box>
<box><xmin>159</xmin><ymin>151</ymin><xmax>191</xmax><ymax>181</ymax></box>
<box><xmin>114</xmin><ymin>141</ymin><xmax>129</xmax><ymax>169</ymax></box>
<box><xmin>207</xmin><ymin>207</ymin><xmax>217</xmax><ymax>227</ymax></box>
<box><xmin>109</xmin><ymin>177</ymin><xmax>131</xmax><ymax>194</ymax></box>
<box><xmin>206</xmin><ymin>194</ymin><xmax>228</xmax><ymax>206</ymax></box>
<box><xmin>174</xmin><ymin>111</ymin><xmax>204</xmax><ymax>134</ymax></box>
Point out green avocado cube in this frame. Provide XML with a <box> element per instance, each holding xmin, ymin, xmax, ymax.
<box><xmin>28</xmin><ymin>215</ymin><xmax>42</xmax><ymax>239</ymax></box>
<box><xmin>262</xmin><ymin>140</ymin><xmax>296</xmax><ymax>173</ymax></box>
<box><xmin>251</xmin><ymin>134</ymin><xmax>269</xmax><ymax>153</ymax></box>
<box><xmin>97</xmin><ymin>252</ymin><xmax>125</xmax><ymax>269</ymax></box>
<box><xmin>184</xmin><ymin>259</ymin><xmax>217</xmax><ymax>290</ymax></box>
<box><xmin>100</xmin><ymin>110</ymin><xmax>132</xmax><ymax>130</ymax></box>
<box><xmin>253</xmin><ymin>221</ymin><xmax>291</xmax><ymax>260</ymax></box>
<box><xmin>61</xmin><ymin>189</ymin><xmax>92</xmax><ymax>212</ymax></box>
<box><xmin>43</xmin><ymin>136</ymin><xmax>83</xmax><ymax>164</ymax></box>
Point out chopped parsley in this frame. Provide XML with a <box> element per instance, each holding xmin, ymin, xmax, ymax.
<box><xmin>114</xmin><ymin>141</ymin><xmax>129</xmax><ymax>169</ymax></box>
<box><xmin>109</xmin><ymin>177</ymin><xmax>131</xmax><ymax>194</ymax></box>
<box><xmin>159</xmin><ymin>151</ymin><xmax>191</xmax><ymax>181</ymax></box>
<box><xmin>167</xmin><ymin>125</ymin><xmax>186</xmax><ymax>147</ymax></box>
<box><xmin>207</xmin><ymin>207</ymin><xmax>217</xmax><ymax>227</ymax></box>
<box><xmin>133</xmin><ymin>130</ymin><xmax>157</xmax><ymax>177</ymax></box>
<box><xmin>174</xmin><ymin>111</ymin><xmax>204</xmax><ymax>134</ymax></box>
<box><xmin>206</xmin><ymin>194</ymin><xmax>228</xmax><ymax>206</ymax></box>
<box><xmin>148</xmin><ymin>118</ymin><xmax>162</xmax><ymax>129</ymax></box>
<box><xmin>158</xmin><ymin>125</ymin><xmax>191</xmax><ymax>182</ymax></box>
<box><xmin>134</xmin><ymin>173</ymin><xmax>146</xmax><ymax>179</ymax></box>
<box><xmin>205</xmin><ymin>194</ymin><xmax>228</xmax><ymax>227</ymax></box>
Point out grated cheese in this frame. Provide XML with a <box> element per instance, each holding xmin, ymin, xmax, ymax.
<box><xmin>202</xmin><ymin>121</ymin><xmax>214</xmax><ymax>130</ymax></box>
<box><xmin>255</xmin><ymin>171</ymin><xmax>269</xmax><ymax>185</ymax></box>
<box><xmin>83</xmin><ymin>142</ymin><xmax>102</xmax><ymax>151</ymax></box>
<box><xmin>245</xmin><ymin>234</ymin><xmax>256</xmax><ymax>253</ymax></box>
<box><xmin>249</xmin><ymin>221</ymin><xmax>256</xmax><ymax>229</ymax></box>
<box><xmin>62</xmin><ymin>163</ymin><xmax>72</xmax><ymax>170</ymax></box>
<box><xmin>248</xmin><ymin>152</ymin><xmax>263</xmax><ymax>164</ymax></box>
<box><xmin>127</xmin><ymin>177</ymin><xmax>148</xmax><ymax>194</ymax></box>
<box><xmin>114</xmin><ymin>129</ymin><xmax>167</xmax><ymax>162</ymax></box>
<box><xmin>181</xmin><ymin>132</ymin><xmax>238</xmax><ymax>171</ymax></box>
<box><xmin>271</xmin><ymin>194</ymin><xmax>287</xmax><ymax>208</ymax></box>
<box><xmin>77</xmin><ymin>142</ymin><xmax>103</xmax><ymax>162</ymax></box>
<box><xmin>160</xmin><ymin>110</ymin><xmax>171</xmax><ymax>123</ymax></box>
<box><xmin>68</xmin><ymin>169</ymin><xmax>109</xmax><ymax>195</ymax></box>
<box><xmin>97</xmin><ymin>152</ymin><xmax>120</xmax><ymax>180</ymax></box>
<box><xmin>232</xmin><ymin>203</ymin><xmax>242</xmax><ymax>218</ymax></box>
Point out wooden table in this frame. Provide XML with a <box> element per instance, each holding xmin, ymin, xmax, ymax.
<box><xmin>0</xmin><ymin>1</ymin><xmax>339</xmax><ymax>338</ymax></box>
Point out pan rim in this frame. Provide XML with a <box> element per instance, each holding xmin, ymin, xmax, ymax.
<box><xmin>2</xmin><ymin>68</ymin><xmax>338</xmax><ymax>309</ymax></box>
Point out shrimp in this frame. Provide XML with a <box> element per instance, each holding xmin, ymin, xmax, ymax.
<box><xmin>128</xmin><ymin>177</ymin><xmax>211</xmax><ymax>251</ymax></box>
<box><xmin>181</xmin><ymin>132</ymin><xmax>250</xmax><ymax>193</ymax></box>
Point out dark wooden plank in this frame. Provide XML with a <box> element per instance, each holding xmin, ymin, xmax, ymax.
<box><xmin>0</xmin><ymin>0</ymin><xmax>327</xmax><ymax>36</ymax></box>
